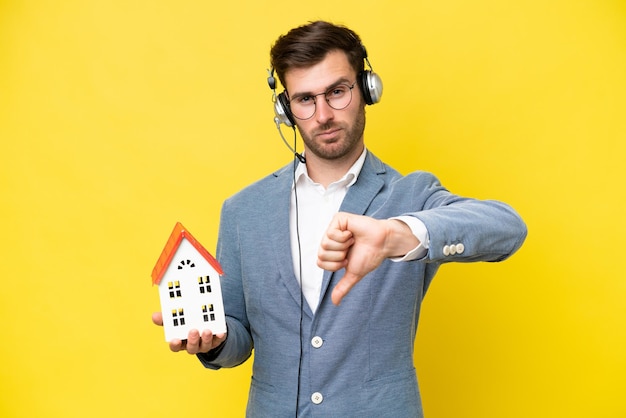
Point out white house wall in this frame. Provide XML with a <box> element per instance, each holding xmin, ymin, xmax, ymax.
<box><xmin>158</xmin><ymin>238</ymin><xmax>227</xmax><ymax>342</ymax></box>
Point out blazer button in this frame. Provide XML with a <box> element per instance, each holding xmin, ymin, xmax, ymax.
<box><xmin>311</xmin><ymin>392</ymin><xmax>324</xmax><ymax>404</ymax></box>
<box><xmin>311</xmin><ymin>336</ymin><xmax>323</xmax><ymax>348</ymax></box>
<box><xmin>455</xmin><ymin>243</ymin><xmax>465</xmax><ymax>254</ymax></box>
<box><xmin>443</xmin><ymin>245</ymin><xmax>450</xmax><ymax>256</ymax></box>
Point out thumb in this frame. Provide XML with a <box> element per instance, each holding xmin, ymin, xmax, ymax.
<box><xmin>152</xmin><ymin>311</ymin><xmax>164</xmax><ymax>326</ymax></box>
<box><xmin>331</xmin><ymin>271</ymin><xmax>363</xmax><ymax>306</ymax></box>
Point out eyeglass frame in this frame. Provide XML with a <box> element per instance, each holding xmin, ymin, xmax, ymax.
<box><xmin>285</xmin><ymin>81</ymin><xmax>358</xmax><ymax>121</ymax></box>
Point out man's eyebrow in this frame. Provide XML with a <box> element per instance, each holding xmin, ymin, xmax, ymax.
<box><xmin>288</xmin><ymin>77</ymin><xmax>352</xmax><ymax>99</ymax></box>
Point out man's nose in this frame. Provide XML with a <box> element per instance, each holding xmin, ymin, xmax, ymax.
<box><xmin>315</xmin><ymin>98</ymin><xmax>334</xmax><ymax>124</ymax></box>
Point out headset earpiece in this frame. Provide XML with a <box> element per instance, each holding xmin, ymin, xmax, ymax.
<box><xmin>268</xmin><ymin>69</ymin><xmax>296</xmax><ymax>127</ymax></box>
<box><xmin>358</xmin><ymin>44</ymin><xmax>383</xmax><ymax>105</ymax></box>
<box><xmin>359</xmin><ymin>70</ymin><xmax>383</xmax><ymax>105</ymax></box>
<box><xmin>274</xmin><ymin>92</ymin><xmax>295</xmax><ymax>127</ymax></box>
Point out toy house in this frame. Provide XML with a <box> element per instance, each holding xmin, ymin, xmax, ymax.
<box><xmin>151</xmin><ymin>222</ymin><xmax>227</xmax><ymax>342</ymax></box>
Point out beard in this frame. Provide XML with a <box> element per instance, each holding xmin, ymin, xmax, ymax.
<box><xmin>297</xmin><ymin>106</ymin><xmax>366</xmax><ymax>161</ymax></box>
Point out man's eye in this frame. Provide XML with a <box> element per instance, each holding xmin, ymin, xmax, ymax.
<box><xmin>329</xmin><ymin>87</ymin><xmax>346</xmax><ymax>97</ymax></box>
<box><xmin>296</xmin><ymin>96</ymin><xmax>313</xmax><ymax>104</ymax></box>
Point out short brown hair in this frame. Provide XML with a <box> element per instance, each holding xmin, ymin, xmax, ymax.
<box><xmin>270</xmin><ymin>21</ymin><xmax>365</xmax><ymax>88</ymax></box>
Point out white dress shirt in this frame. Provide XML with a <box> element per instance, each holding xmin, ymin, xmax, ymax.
<box><xmin>289</xmin><ymin>149</ymin><xmax>429</xmax><ymax>313</ymax></box>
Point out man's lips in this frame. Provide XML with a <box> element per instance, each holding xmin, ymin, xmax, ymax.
<box><xmin>316</xmin><ymin>128</ymin><xmax>341</xmax><ymax>140</ymax></box>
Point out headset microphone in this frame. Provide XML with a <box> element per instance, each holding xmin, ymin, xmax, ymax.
<box><xmin>274</xmin><ymin>116</ymin><xmax>306</xmax><ymax>164</ymax></box>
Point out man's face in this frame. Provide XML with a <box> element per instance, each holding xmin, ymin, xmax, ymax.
<box><xmin>284</xmin><ymin>50</ymin><xmax>365</xmax><ymax>162</ymax></box>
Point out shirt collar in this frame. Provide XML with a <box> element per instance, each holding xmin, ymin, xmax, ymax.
<box><xmin>293</xmin><ymin>147</ymin><xmax>367</xmax><ymax>189</ymax></box>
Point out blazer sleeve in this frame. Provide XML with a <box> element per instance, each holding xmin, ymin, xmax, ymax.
<box><xmin>397</xmin><ymin>171</ymin><xmax>527</xmax><ymax>263</ymax></box>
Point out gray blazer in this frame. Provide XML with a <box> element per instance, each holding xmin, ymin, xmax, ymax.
<box><xmin>200</xmin><ymin>151</ymin><xmax>527</xmax><ymax>417</ymax></box>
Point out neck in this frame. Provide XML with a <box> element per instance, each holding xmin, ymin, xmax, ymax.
<box><xmin>303</xmin><ymin>145</ymin><xmax>364</xmax><ymax>188</ymax></box>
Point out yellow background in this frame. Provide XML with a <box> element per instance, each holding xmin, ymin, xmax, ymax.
<box><xmin>1</xmin><ymin>1</ymin><xmax>625</xmax><ymax>417</ymax></box>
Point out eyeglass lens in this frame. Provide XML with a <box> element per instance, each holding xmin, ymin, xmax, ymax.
<box><xmin>289</xmin><ymin>83</ymin><xmax>354</xmax><ymax>120</ymax></box>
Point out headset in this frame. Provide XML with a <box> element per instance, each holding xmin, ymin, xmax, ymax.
<box><xmin>267</xmin><ymin>45</ymin><xmax>383</xmax><ymax>128</ymax></box>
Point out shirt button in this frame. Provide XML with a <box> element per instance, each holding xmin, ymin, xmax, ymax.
<box><xmin>311</xmin><ymin>336</ymin><xmax>323</xmax><ymax>348</ymax></box>
<box><xmin>311</xmin><ymin>392</ymin><xmax>324</xmax><ymax>404</ymax></box>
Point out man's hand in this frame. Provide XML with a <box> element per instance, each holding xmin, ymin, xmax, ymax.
<box><xmin>152</xmin><ymin>312</ymin><xmax>226</xmax><ymax>354</ymax></box>
<box><xmin>317</xmin><ymin>212</ymin><xmax>419</xmax><ymax>305</ymax></box>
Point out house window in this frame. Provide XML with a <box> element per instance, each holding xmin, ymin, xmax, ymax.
<box><xmin>172</xmin><ymin>308</ymin><xmax>185</xmax><ymax>327</ymax></box>
<box><xmin>178</xmin><ymin>259</ymin><xmax>195</xmax><ymax>269</ymax></box>
<box><xmin>202</xmin><ymin>304</ymin><xmax>215</xmax><ymax>322</ymax></box>
<box><xmin>198</xmin><ymin>276</ymin><xmax>212</xmax><ymax>294</ymax></box>
<box><xmin>167</xmin><ymin>281</ymin><xmax>182</xmax><ymax>298</ymax></box>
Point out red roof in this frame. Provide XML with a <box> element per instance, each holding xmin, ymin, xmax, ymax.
<box><xmin>151</xmin><ymin>222</ymin><xmax>223</xmax><ymax>285</ymax></box>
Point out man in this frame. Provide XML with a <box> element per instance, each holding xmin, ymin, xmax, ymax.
<box><xmin>153</xmin><ymin>20</ymin><xmax>527</xmax><ymax>417</ymax></box>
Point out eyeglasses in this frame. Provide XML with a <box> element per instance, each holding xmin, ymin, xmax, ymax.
<box><xmin>287</xmin><ymin>81</ymin><xmax>357</xmax><ymax>120</ymax></box>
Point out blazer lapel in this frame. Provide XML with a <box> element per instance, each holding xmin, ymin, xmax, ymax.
<box><xmin>267</xmin><ymin>162</ymin><xmax>315</xmax><ymax>318</ymax></box>
<box><xmin>338</xmin><ymin>151</ymin><xmax>387</xmax><ymax>215</ymax></box>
